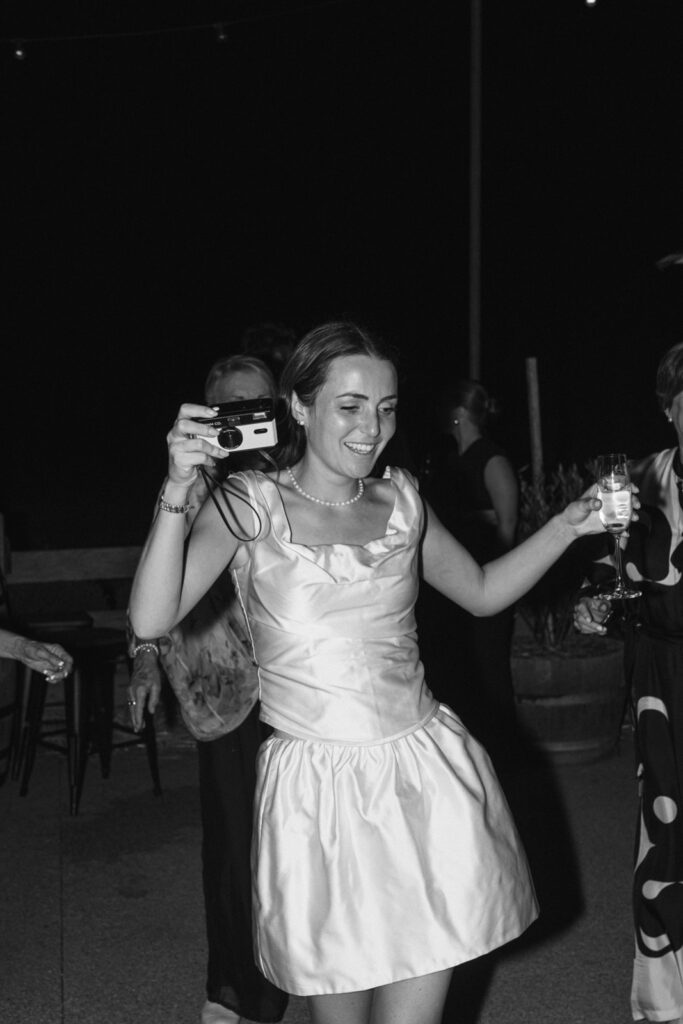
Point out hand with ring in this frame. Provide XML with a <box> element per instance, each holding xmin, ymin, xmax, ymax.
<box><xmin>128</xmin><ymin>645</ymin><xmax>164</xmax><ymax>732</ymax></box>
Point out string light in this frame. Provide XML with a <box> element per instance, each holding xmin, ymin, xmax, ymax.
<box><xmin>656</xmin><ymin>252</ymin><xmax>683</xmax><ymax>271</ymax></box>
<box><xmin>1</xmin><ymin>0</ymin><xmax>351</xmax><ymax>54</ymax></box>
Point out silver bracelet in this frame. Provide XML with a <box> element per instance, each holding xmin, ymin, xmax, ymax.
<box><xmin>132</xmin><ymin>641</ymin><xmax>160</xmax><ymax>658</ymax></box>
<box><xmin>158</xmin><ymin>495</ymin><xmax>190</xmax><ymax>514</ymax></box>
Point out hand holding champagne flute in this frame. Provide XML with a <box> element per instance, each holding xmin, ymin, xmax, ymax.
<box><xmin>596</xmin><ymin>452</ymin><xmax>641</xmax><ymax>600</ymax></box>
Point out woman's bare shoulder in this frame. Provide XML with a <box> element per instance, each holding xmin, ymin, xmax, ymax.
<box><xmin>364</xmin><ymin>474</ymin><xmax>397</xmax><ymax>500</ymax></box>
<box><xmin>378</xmin><ymin>466</ymin><xmax>420</xmax><ymax>491</ymax></box>
<box><xmin>224</xmin><ymin>466</ymin><xmax>282</xmax><ymax>494</ymax></box>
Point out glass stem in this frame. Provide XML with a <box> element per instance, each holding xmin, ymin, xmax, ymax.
<box><xmin>614</xmin><ymin>535</ymin><xmax>624</xmax><ymax>584</ymax></box>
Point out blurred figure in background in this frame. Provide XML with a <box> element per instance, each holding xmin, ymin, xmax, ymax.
<box><xmin>129</xmin><ymin>352</ymin><xmax>288</xmax><ymax>1024</ymax></box>
<box><xmin>420</xmin><ymin>379</ymin><xmax>519</xmax><ymax>766</ymax></box>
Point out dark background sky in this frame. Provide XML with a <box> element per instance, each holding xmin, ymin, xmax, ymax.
<box><xmin>3</xmin><ymin>0</ymin><xmax>683</xmax><ymax>549</ymax></box>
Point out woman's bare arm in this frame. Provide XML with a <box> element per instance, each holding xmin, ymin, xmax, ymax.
<box><xmin>421</xmin><ymin>490</ymin><xmax>604</xmax><ymax>616</ymax></box>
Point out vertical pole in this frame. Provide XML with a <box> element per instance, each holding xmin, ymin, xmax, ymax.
<box><xmin>525</xmin><ymin>357</ymin><xmax>543</xmax><ymax>485</ymax></box>
<box><xmin>469</xmin><ymin>0</ymin><xmax>482</xmax><ymax>379</ymax></box>
<box><xmin>0</xmin><ymin>512</ymin><xmax>6</xmax><ymax>576</ymax></box>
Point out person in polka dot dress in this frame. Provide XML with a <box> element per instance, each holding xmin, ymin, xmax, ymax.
<box><xmin>576</xmin><ymin>341</ymin><xmax>683</xmax><ymax>1023</ymax></box>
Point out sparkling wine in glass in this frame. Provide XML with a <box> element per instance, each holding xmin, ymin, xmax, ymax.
<box><xmin>596</xmin><ymin>453</ymin><xmax>640</xmax><ymax>600</ymax></box>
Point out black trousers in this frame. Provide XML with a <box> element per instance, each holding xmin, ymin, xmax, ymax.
<box><xmin>197</xmin><ymin>703</ymin><xmax>288</xmax><ymax>1022</ymax></box>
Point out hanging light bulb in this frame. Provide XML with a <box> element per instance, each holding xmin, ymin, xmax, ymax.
<box><xmin>13</xmin><ymin>39</ymin><xmax>26</xmax><ymax>60</ymax></box>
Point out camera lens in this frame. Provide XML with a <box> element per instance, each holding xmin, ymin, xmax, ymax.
<box><xmin>217</xmin><ymin>426</ymin><xmax>243</xmax><ymax>450</ymax></box>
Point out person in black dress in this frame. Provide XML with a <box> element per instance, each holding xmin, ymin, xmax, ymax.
<box><xmin>421</xmin><ymin>379</ymin><xmax>519</xmax><ymax>766</ymax></box>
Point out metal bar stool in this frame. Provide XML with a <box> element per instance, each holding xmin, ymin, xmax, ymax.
<box><xmin>10</xmin><ymin>610</ymin><xmax>94</xmax><ymax>782</ymax></box>
<box><xmin>15</xmin><ymin>626</ymin><xmax>162</xmax><ymax>815</ymax></box>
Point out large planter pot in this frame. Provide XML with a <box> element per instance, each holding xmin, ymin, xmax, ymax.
<box><xmin>511</xmin><ymin>634</ymin><xmax>626</xmax><ymax>764</ymax></box>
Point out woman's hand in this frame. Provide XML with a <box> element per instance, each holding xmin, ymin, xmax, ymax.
<box><xmin>559</xmin><ymin>485</ymin><xmax>605</xmax><ymax>537</ymax></box>
<box><xmin>560</xmin><ymin>483</ymin><xmax>641</xmax><ymax>539</ymax></box>
<box><xmin>128</xmin><ymin>649</ymin><xmax>163</xmax><ymax>732</ymax></box>
<box><xmin>573</xmin><ymin>595</ymin><xmax>612</xmax><ymax>635</ymax></box>
<box><xmin>166</xmin><ymin>403</ymin><xmax>229</xmax><ymax>489</ymax></box>
<box><xmin>18</xmin><ymin>639</ymin><xmax>73</xmax><ymax>682</ymax></box>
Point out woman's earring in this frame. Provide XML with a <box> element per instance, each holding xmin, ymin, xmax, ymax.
<box><xmin>667</xmin><ymin>415</ymin><xmax>673</xmax><ymax>423</ymax></box>
<box><xmin>453</xmin><ymin>419</ymin><xmax>459</xmax><ymax>425</ymax></box>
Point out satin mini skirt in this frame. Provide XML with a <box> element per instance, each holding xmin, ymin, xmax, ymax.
<box><xmin>251</xmin><ymin>703</ymin><xmax>538</xmax><ymax>996</ymax></box>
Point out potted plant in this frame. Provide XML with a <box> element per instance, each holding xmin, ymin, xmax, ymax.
<box><xmin>511</xmin><ymin>462</ymin><xmax>626</xmax><ymax>763</ymax></box>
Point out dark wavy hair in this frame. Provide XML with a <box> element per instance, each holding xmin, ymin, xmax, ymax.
<box><xmin>275</xmin><ymin>321</ymin><xmax>397</xmax><ymax>467</ymax></box>
<box><xmin>655</xmin><ymin>342</ymin><xmax>683</xmax><ymax>412</ymax></box>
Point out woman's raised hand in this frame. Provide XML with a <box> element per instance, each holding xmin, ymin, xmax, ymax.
<box><xmin>556</xmin><ymin>484</ymin><xmax>604</xmax><ymax>537</ymax></box>
<box><xmin>559</xmin><ymin>483</ymin><xmax>640</xmax><ymax>539</ymax></box>
<box><xmin>166</xmin><ymin>403</ymin><xmax>229</xmax><ymax>486</ymax></box>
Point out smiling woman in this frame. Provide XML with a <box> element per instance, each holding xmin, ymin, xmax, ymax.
<box><xmin>129</xmin><ymin>319</ymin><xmax>607</xmax><ymax>1024</ymax></box>
<box><xmin>276</xmin><ymin>323</ymin><xmax>399</xmax><ymax>471</ymax></box>
<box><xmin>278</xmin><ymin>332</ymin><xmax>399</xmax><ymax>546</ymax></box>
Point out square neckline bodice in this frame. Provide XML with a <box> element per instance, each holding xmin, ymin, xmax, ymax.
<box><xmin>249</xmin><ymin>467</ymin><xmax>402</xmax><ymax>553</ymax></box>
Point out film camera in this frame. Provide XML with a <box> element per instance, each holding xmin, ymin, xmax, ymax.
<box><xmin>195</xmin><ymin>398</ymin><xmax>278</xmax><ymax>452</ymax></box>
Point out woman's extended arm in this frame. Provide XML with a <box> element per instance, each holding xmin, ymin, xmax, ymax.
<box><xmin>421</xmin><ymin>489</ymin><xmax>605</xmax><ymax>616</ymax></box>
<box><xmin>483</xmin><ymin>454</ymin><xmax>519</xmax><ymax>550</ymax></box>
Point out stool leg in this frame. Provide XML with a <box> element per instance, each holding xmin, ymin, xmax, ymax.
<box><xmin>141</xmin><ymin>710</ymin><xmax>162</xmax><ymax>797</ymax></box>
<box><xmin>10</xmin><ymin>665</ymin><xmax>32</xmax><ymax>781</ymax></box>
<box><xmin>19</xmin><ymin>672</ymin><xmax>48</xmax><ymax>797</ymax></box>
<box><xmin>0</xmin><ymin>664</ymin><xmax>20</xmax><ymax>785</ymax></box>
<box><xmin>90</xmin><ymin>656</ymin><xmax>115</xmax><ymax>781</ymax></box>
<box><xmin>69</xmin><ymin>668</ymin><xmax>88</xmax><ymax>816</ymax></box>
<box><xmin>62</xmin><ymin>671</ymin><xmax>79</xmax><ymax>809</ymax></box>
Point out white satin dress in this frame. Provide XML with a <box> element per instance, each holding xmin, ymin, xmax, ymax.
<box><xmin>230</xmin><ymin>467</ymin><xmax>538</xmax><ymax>996</ymax></box>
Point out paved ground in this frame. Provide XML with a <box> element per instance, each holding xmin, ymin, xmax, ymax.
<box><xmin>0</xmin><ymin>676</ymin><xmax>638</xmax><ymax>1024</ymax></box>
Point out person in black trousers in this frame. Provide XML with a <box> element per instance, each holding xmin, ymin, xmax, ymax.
<box><xmin>128</xmin><ymin>352</ymin><xmax>288</xmax><ymax>1024</ymax></box>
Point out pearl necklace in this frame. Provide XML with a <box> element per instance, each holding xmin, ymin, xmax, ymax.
<box><xmin>287</xmin><ymin>466</ymin><xmax>364</xmax><ymax>507</ymax></box>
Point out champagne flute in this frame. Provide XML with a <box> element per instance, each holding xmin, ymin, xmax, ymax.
<box><xmin>596</xmin><ymin>453</ymin><xmax>641</xmax><ymax>600</ymax></box>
